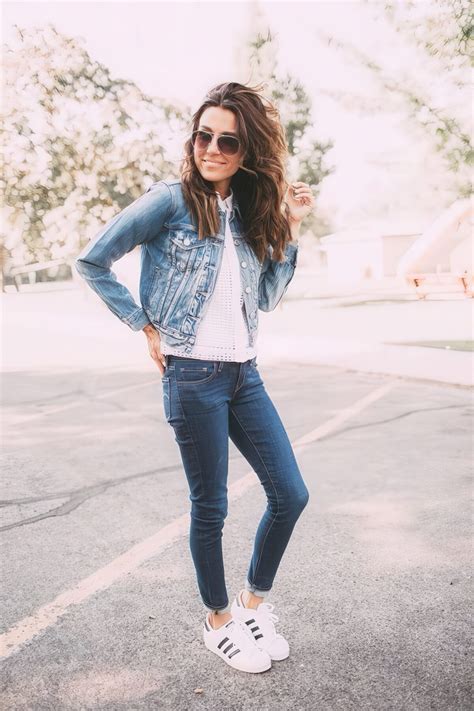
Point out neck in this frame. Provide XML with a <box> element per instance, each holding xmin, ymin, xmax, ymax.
<box><xmin>213</xmin><ymin>178</ymin><xmax>232</xmax><ymax>200</ymax></box>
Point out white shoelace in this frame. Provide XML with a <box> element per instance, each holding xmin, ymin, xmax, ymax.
<box><xmin>229</xmin><ymin>619</ymin><xmax>264</xmax><ymax>651</ymax></box>
<box><xmin>252</xmin><ymin>602</ymin><xmax>280</xmax><ymax>640</ymax></box>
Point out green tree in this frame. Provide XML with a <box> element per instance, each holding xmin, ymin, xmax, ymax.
<box><xmin>314</xmin><ymin>1</ymin><xmax>472</xmax><ymax>198</ymax></box>
<box><xmin>382</xmin><ymin>0</ymin><xmax>472</xmax><ymax>194</ymax></box>
<box><xmin>247</xmin><ymin>28</ymin><xmax>334</xmax><ymax>238</ymax></box>
<box><xmin>1</xmin><ymin>24</ymin><xmax>188</xmax><ymax>267</ymax></box>
<box><xmin>385</xmin><ymin>0</ymin><xmax>472</xmax><ymax>65</ymax></box>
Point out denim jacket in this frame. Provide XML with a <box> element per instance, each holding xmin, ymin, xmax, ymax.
<box><xmin>75</xmin><ymin>178</ymin><xmax>299</xmax><ymax>354</ymax></box>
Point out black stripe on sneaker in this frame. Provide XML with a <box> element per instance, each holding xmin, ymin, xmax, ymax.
<box><xmin>217</xmin><ymin>637</ymin><xmax>229</xmax><ymax>649</ymax></box>
<box><xmin>255</xmin><ymin>633</ymin><xmax>263</xmax><ymax>640</ymax></box>
<box><xmin>245</xmin><ymin>619</ymin><xmax>256</xmax><ymax>625</ymax></box>
<box><xmin>251</xmin><ymin>626</ymin><xmax>259</xmax><ymax>632</ymax></box>
<box><xmin>223</xmin><ymin>642</ymin><xmax>233</xmax><ymax>654</ymax></box>
<box><xmin>204</xmin><ymin>620</ymin><xmax>211</xmax><ymax>632</ymax></box>
<box><xmin>228</xmin><ymin>648</ymin><xmax>241</xmax><ymax>658</ymax></box>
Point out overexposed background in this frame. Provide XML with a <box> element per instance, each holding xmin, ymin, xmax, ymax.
<box><xmin>2</xmin><ymin>0</ymin><xmax>472</xmax><ymax>379</ymax></box>
<box><xmin>1</xmin><ymin>6</ymin><xmax>472</xmax><ymax>708</ymax></box>
<box><xmin>4</xmin><ymin>0</ymin><xmax>470</xmax><ymax>229</ymax></box>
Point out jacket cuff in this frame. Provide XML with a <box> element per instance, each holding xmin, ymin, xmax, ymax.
<box><xmin>284</xmin><ymin>242</ymin><xmax>299</xmax><ymax>267</ymax></box>
<box><xmin>125</xmin><ymin>308</ymin><xmax>153</xmax><ymax>331</ymax></box>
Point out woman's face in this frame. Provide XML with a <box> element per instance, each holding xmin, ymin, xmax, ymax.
<box><xmin>193</xmin><ymin>106</ymin><xmax>244</xmax><ymax>194</ymax></box>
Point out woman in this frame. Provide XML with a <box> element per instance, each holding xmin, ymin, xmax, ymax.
<box><xmin>75</xmin><ymin>81</ymin><xmax>315</xmax><ymax>674</ymax></box>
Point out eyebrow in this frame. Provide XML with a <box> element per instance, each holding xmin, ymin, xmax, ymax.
<box><xmin>199</xmin><ymin>124</ymin><xmax>239</xmax><ymax>138</ymax></box>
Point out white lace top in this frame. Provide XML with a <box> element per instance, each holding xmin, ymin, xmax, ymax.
<box><xmin>161</xmin><ymin>190</ymin><xmax>258</xmax><ymax>362</ymax></box>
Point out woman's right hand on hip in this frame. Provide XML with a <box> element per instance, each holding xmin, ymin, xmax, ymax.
<box><xmin>143</xmin><ymin>324</ymin><xmax>166</xmax><ymax>375</ymax></box>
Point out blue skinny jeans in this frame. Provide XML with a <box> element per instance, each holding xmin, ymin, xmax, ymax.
<box><xmin>161</xmin><ymin>354</ymin><xmax>309</xmax><ymax>614</ymax></box>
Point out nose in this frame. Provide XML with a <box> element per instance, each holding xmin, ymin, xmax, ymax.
<box><xmin>205</xmin><ymin>135</ymin><xmax>222</xmax><ymax>156</ymax></box>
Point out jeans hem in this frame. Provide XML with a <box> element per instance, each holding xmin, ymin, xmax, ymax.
<box><xmin>203</xmin><ymin>602</ymin><xmax>231</xmax><ymax>614</ymax></box>
<box><xmin>244</xmin><ymin>580</ymin><xmax>272</xmax><ymax>598</ymax></box>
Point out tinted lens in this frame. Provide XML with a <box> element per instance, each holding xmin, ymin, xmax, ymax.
<box><xmin>192</xmin><ymin>130</ymin><xmax>212</xmax><ymax>150</ymax></box>
<box><xmin>192</xmin><ymin>130</ymin><xmax>240</xmax><ymax>156</ymax></box>
<box><xmin>217</xmin><ymin>135</ymin><xmax>240</xmax><ymax>156</ymax></box>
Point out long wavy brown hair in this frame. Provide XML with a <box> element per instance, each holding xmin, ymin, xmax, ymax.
<box><xmin>180</xmin><ymin>81</ymin><xmax>293</xmax><ymax>265</ymax></box>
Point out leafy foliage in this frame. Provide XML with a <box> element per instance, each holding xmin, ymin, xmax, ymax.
<box><xmin>2</xmin><ymin>24</ymin><xmax>188</xmax><ymax>266</ymax></box>
<box><xmin>247</xmin><ymin>28</ymin><xmax>334</xmax><ymax>237</ymax></box>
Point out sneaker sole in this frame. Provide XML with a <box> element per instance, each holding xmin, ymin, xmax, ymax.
<box><xmin>203</xmin><ymin>637</ymin><xmax>272</xmax><ymax>673</ymax></box>
<box><xmin>269</xmin><ymin>649</ymin><xmax>289</xmax><ymax>661</ymax></box>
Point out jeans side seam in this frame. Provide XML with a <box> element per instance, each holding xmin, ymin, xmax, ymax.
<box><xmin>229</xmin><ymin>405</ymin><xmax>280</xmax><ymax>587</ymax></box>
<box><xmin>174</xmin><ymin>376</ymin><xmax>220</xmax><ymax>608</ymax></box>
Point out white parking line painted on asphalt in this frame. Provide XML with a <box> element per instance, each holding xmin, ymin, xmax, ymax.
<box><xmin>295</xmin><ymin>380</ymin><xmax>398</xmax><ymax>445</ymax></box>
<box><xmin>0</xmin><ymin>379</ymin><xmax>398</xmax><ymax>660</ymax></box>
<box><xmin>226</xmin><ymin>380</ymin><xmax>398</xmax><ymax>497</ymax></box>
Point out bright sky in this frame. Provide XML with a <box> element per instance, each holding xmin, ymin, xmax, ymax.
<box><xmin>3</xmin><ymin>0</ymin><xmax>454</xmax><ymax>229</ymax></box>
<box><xmin>4</xmin><ymin>1</ymin><xmax>378</xmax><ymax>110</ymax></box>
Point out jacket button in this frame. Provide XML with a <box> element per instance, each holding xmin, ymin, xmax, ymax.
<box><xmin>241</xmin><ymin>261</ymin><xmax>247</xmax><ymax>268</ymax></box>
<box><xmin>234</xmin><ymin>239</ymin><xmax>240</xmax><ymax>245</ymax></box>
<box><xmin>184</xmin><ymin>237</ymin><xmax>191</xmax><ymax>246</ymax></box>
<box><xmin>245</xmin><ymin>286</ymin><xmax>251</xmax><ymax>293</ymax></box>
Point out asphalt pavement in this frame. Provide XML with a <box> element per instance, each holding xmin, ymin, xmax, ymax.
<box><xmin>1</xmin><ymin>287</ymin><xmax>472</xmax><ymax>709</ymax></box>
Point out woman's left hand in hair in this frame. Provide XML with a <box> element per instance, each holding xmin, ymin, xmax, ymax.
<box><xmin>284</xmin><ymin>182</ymin><xmax>316</xmax><ymax>223</ymax></box>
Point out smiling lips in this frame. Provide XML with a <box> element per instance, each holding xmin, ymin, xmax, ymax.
<box><xmin>203</xmin><ymin>160</ymin><xmax>225</xmax><ymax>166</ymax></box>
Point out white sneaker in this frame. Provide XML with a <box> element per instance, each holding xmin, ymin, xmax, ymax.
<box><xmin>203</xmin><ymin>612</ymin><xmax>272</xmax><ymax>673</ymax></box>
<box><xmin>231</xmin><ymin>590</ymin><xmax>290</xmax><ymax>661</ymax></box>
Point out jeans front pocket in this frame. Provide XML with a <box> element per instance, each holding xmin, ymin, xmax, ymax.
<box><xmin>175</xmin><ymin>361</ymin><xmax>219</xmax><ymax>385</ymax></box>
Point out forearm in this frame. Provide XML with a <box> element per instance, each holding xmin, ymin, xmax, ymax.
<box><xmin>289</xmin><ymin>218</ymin><xmax>301</xmax><ymax>243</ymax></box>
<box><xmin>75</xmin><ymin>262</ymin><xmax>152</xmax><ymax>330</ymax></box>
<box><xmin>75</xmin><ymin>181</ymin><xmax>172</xmax><ymax>331</ymax></box>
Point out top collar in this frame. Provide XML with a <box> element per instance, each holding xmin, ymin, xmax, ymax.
<box><xmin>215</xmin><ymin>189</ymin><xmax>233</xmax><ymax>212</ymax></box>
<box><xmin>215</xmin><ymin>188</ymin><xmax>242</xmax><ymax>220</ymax></box>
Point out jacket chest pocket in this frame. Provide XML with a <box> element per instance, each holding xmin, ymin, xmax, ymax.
<box><xmin>166</xmin><ymin>224</ymin><xmax>208</xmax><ymax>273</ymax></box>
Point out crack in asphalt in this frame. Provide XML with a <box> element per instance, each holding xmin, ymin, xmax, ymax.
<box><xmin>1</xmin><ymin>403</ymin><xmax>470</xmax><ymax>533</ymax></box>
<box><xmin>0</xmin><ymin>445</ymin><xmax>247</xmax><ymax>532</ymax></box>
<box><xmin>82</xmin><ymin>392</ymin><xmax>152</xmax><ymax>415</ymax></box>
<box><xmin>0</xmin><ymin>463</ymin><xmax>182</xmax><ymax>533</ymax></box>
<box><xmin>314</xmin><ymin>403</ymin><xmax>471</xmax><ymax>443</ymax></box>
<box><xmin>3</xmin><ymin>379</ymin><xmax>162</xmax><ymax>418</ymax></box>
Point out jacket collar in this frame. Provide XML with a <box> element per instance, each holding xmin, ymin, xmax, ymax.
<box><xmin>232</xmin><ymin>195</ymin><xmax>242</xmax><ymax>219</ymax></box>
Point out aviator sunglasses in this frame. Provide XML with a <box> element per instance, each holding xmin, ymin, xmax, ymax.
<box><xmin>191</xmin><ymin>129</ymin><xmax>241</xmax><ymax>156</ymax></box>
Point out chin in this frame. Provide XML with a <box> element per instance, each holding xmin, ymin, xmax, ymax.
<box><xmin>201</xmin><ymin>165</ymin><xmax>223</xmax><ymax>174</ymax></box>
